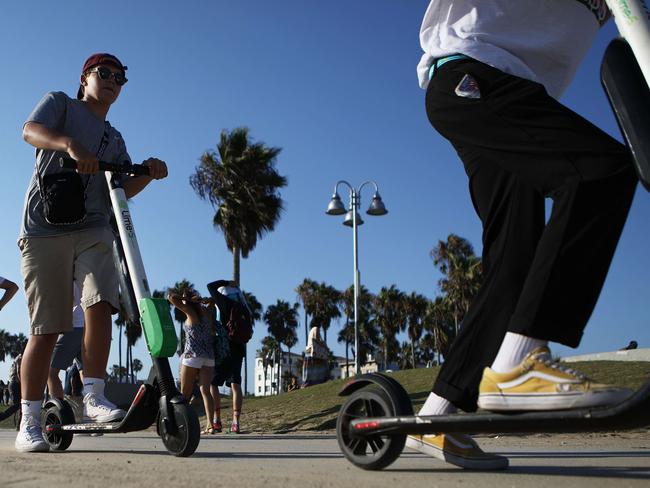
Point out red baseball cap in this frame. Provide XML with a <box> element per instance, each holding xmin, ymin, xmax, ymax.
<box><xmin>76</xmin><ymin>53</ymin><xmax>128</xmax><ymax>99</ymax></box>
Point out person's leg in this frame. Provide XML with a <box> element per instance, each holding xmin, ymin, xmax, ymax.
<box><xmin>17</xmin><ymin>236</ymin><xmax>75</xmax><ymax>452</ymax></box>
<box><xmin>81</xmin><ymin>302</ymin><xmax>112</xmax><ymax>381</ymax></box>
<box><xmin>198</xmin><ymin>365</ymin><xmax>214</xmax><ymax>432</ymax></box>
<box><xmin>180</xmin><ymin>363</ymin><xmax>199</xmax><ymax>400</ymax></box>
<box><xmin>22</xmin><ymin>335</ymin><xmax>60</xmax><ymax>401</ymax></box>
<box><xmin>228</xmin><ymin>343</ymin><xmax>245</xmax><ymax>432</ymax></box>
<box><xmin>49</xmin><ymin>328</ymin><xmax>83</xmax><ymax>399</ymax></box>
<box><xmin>231</xmin><ymin>382</ymin><xmax>242</xmax><ymax>424</ymax></box>
<box><xmin>426</xmin><ymin>58</ymin><xmax>636</xmax><ymax>411</ymax></box>
<box><xmin>74</xmin><ymin>228</ymin><xmax>125</xmax><ymax>422</ymax></box>
<box><xmin>430</xmin><ymin>143</ymin><xmax>545</xmax><ymax>412</ymax></box>
<box><xmin>210</xmin><ymin>383</ymin><xmax>222</xmax><ymax>431</ymax></box>
<box><xmin>47</xmin><ymin>368</ymin><xmax>64</xmax><ymax>400</ymax></box>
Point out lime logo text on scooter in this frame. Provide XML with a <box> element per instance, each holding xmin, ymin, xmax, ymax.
<box><xmin>121</xmin><ymin>210</ymin><xmax>135</xmax><ymax>238</ymax></box>
<box><xmin>615</xmin><ymin>0</ymin><xmax>640</xmax><ymax>23</ymax></box>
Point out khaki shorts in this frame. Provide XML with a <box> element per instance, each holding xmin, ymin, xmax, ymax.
<box><xmin>20</xmin><ymin>227</ymin><xmax>119</xmax><ymax>335</ymax></box>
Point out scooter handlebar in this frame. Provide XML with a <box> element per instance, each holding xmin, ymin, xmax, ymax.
<box><xmin>59</xmin><ymin>157</ymin><xmax>151</xmax><ymax>176</ymax></box>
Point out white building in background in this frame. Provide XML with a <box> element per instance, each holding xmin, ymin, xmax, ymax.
<box><xmin>254</xmin><ymin>351</ymin><xmax>303</xmax><ymax>397</ymax></box>
<box><xmin>254</xmin><ymin>351</ymin><xmax>381</xmax><ymax>396</ymax></box>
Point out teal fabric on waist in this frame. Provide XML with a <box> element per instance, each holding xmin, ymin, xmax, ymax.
<box><xmin>428</xmin><ymin>54</ymin><xmax>469</xmax><ymax>80</ymax></box>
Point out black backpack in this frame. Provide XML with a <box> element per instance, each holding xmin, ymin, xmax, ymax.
<box><xmin>225</xmin><ymin>300</ymin><xmax>253</xmax><ymax>344</ymax></box>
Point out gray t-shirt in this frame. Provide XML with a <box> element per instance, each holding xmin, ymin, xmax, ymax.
<box><xmin>20</xmin><ymin>91</ymin><xmax>131</xmax><ymax>238</ymax></box>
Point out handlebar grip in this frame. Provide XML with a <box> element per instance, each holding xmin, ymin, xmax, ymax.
<box><xmin>58</xmin><ymin>157</ymin><xmax>150</xmax><ymax>176</ymax></box>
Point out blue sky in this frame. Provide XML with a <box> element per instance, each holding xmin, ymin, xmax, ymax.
<box><xmin>1</xmin><ymin>1</ymin><xmax>648</xmax><ymax>391</ymax></box>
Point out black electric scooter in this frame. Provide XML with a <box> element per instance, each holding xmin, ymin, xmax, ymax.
<box><xmin>336</xmin><ymin>0</ymin><xmax>650</xmax><ymax>471</ymax></box>
<box><xmin>41</xmin><ymin>158</ymin><xmax>201</xmax><ymax>457</ymax></box>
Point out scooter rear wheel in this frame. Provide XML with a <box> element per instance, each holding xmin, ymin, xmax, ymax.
<box><xmin>43</xmin><ymin>404</ymin><xmax>75</xmax><ymax>451</ymax></box>
<box><xmin>158</xmin><ymin>403</ymin><xmax>200</xmax><ymax>457</ymax></box>
<box><xmin>336</xmin><ymin>386</ymin><xmax>406</xmax><ymax>470</ymax></box>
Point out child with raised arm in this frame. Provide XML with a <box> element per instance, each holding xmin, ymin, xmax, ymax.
<box><xmin>167</xmin><ymin>292</ymin><xmax>216</xmax><ymax>434</ymax></box>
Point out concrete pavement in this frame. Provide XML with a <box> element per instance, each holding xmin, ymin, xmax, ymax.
<box><xmin>1</xmin><ymin>430</ymin><xmax>649</xmax><ymax>487</ymax></box>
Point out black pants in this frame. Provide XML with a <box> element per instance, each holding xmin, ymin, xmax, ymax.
<box><xmin>427</xmin><ymin>59</ymin><xmax>638</xmax><ymax>412</ymax></box>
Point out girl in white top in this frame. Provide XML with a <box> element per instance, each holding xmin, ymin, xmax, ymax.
<box><xmin>168</xmin><ymin>292</ymin><xmax>216</xmax><ymax>434</ymax></box>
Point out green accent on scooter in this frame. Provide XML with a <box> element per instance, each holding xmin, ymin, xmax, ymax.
<box><xmin>140</xmin><ymin>298</ymin><xmax>178</xmax><ymax>357</ymax></box>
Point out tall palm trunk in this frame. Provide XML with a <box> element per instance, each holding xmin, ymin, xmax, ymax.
<box><xmin>275</xmin><ymin>347</ymin><xmax>282</xmax><ymax>395</ymax></box>
<box><xmin>345</xmin><ymin>340</ymin><xmax>350</xmax><ymax>378</ymax></box>
<box><xmin>304</xmin><ymin>312</ymin><xmax>309</xmax><ymax>345</ymax></box>
<box><xmin>410</xmin><ymin>338</ymin><xmax>416</xmax><ymax>369</ymax></box>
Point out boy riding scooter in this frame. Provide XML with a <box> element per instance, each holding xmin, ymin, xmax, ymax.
<box><xmin>16</xmin><ymin>53</ymin><xmax>167</xmax><ymax>452</ymax></box>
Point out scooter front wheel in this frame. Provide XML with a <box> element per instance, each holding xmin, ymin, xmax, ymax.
<box><xmin>43</xmin><ymin>404</ymin><xmax>75</xmax><ymax>451</ymax></box>
<box><xmin>336</xmin><ymin>386</ymin><xmax>406</xmax><ymax>470</ymax></box>
<box><xmin>158</xmin><ymin>403</ymin><xmax>200</xmax><ymax>457</ymax></box>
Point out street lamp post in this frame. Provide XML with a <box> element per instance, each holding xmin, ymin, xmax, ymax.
<box><xmin>326</xmin><ymin>180</ymin><xmax>388</xmax><ymax>376</ymax></box>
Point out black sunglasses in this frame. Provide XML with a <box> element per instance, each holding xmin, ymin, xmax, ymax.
<box><xmin>87</xmin><ymin>66</ymin><xmax>128</xmax><ymax>86</ymax></box>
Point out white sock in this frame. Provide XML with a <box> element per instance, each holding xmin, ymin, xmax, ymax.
<box><xmin>491</xmin><ymin>332</ymin><xmax>548</xmax><ymax>373</ymax></box>
<box><xmin>21</xmin><ymin>399</ymin><xmax>42</xmax><ymax>421</ymax></box>
<box><xmin>418</xmin><ymin>392</ymin><xmax>457</xmax><ymax>416</ymax></box>
<box><xmin>82</xmin><ymin>377</ymin><xmax>105</xmax><ymax>396</ymax></box>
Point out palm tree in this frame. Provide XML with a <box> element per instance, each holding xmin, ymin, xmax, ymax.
<box><xmin>8</xmin><ymin>333</ymin><xmax>27</xmax><ymax>359</ymax></box>
<box><xmin>284</xmin><ymin>328</ymin><xmax>298</xmax><ymax>384</ymax></box>
<box><xmin>167</xmin><ymin>280</ymin><xmax>197</xmax><ymax>356</ymax></box>
<box><xmin>241</xmin><ymin>290</ymin><xmax>262</xmax><ymax>395</ymax></box>
<box><xmin>397</xmin><ymin>341</ymin><xmax>415</xmax><ymax>371</ymax></box>
<box><xmin>189</xmin><ymin>127</ymin><xmax>287</xmax><ymax>286</ymax></box>
<box><xmin>424</xmin><ymin>296</ymin><xmax>453</xmax><ymax>363</ymax></box>
<box><xmin>310</xmin><ymin>282</ymin><xmax>341</xmax><ymax>346</ymax></box>
<box><xmin>404</xmin><ymin>292</ymin><xmax>429</xmax><ymax>369</ymax></box>
<box><xmin>295</xmin><ymin>278</ymin><xmax>318</xmax><ymax>345</ymax></box>
<box><xmin>0</xmin><ymin>330</ymin><xmax>25</xmax><ymax>363</ymax></box>
<box><xmin>431</xmin><ymin>234</ymin><xmax>482</xmax><ymax>335</ymax></box>
<box><xmin>0</xmin><ymin>329</ymin><xmax>10</xmax><ymax>363</ymax></box>
<box><xmin>264</xmin><ymin>300</ymin><xmax>299</xmax><ymax>394</ymax></box>
<box><xmin>419</xmin><ymin>332</ymin><xmax>438</xmax><ymax>366</ymax></box>
<box><xmin>374</xmin><ymin>285</ymin><xmax>407</xmax><ymax>370</ymax></box>
<box><xmin>132</xmin><ymin>358</ymin><xmax>143</xmax><ymax>381</ymax></box>
<box><xmin>339</xmin><ymin>285</ymin><xmax>375</xmax><ymax>375</ymax></box>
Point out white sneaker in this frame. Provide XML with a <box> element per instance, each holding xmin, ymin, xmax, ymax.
<box><xmin>83</xmin><ymin>393</ymin><xmax>126</xmax><ymax>423</ymax></box>
<box><xmin>15</xmin><ymin>415</ymin><xmax>49</xmax><ymax>453</ymax></box>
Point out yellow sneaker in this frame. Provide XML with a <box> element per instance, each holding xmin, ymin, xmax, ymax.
<box><xmin>478</xmin><ymin>346</ymin><xmax>632</xmax><ymax>411</ymax></box>
<box><xmin>405</xmin><ymin>433</ymin><xmax>508</xmax><ymax>470</ymax></box>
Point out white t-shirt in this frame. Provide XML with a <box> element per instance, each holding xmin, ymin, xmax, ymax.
<box><xmin>417</xmin><ymin>0</ymin><xmax>610</xmax><ymax>99</ymax></box>
<box><xmin>72</xmin><ymin>282</ymin><xmax>84</xmax><ymax>329</ymax></box>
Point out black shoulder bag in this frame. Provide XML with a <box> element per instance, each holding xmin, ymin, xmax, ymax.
<box><xmin>37</xmin><ymin>124</ymin><xmax>110</xmax><ymax>226</ymax></box>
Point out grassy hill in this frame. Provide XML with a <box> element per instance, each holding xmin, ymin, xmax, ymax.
<box><xmin>2</xmin><ymin>361</ymin><xmax>649</xmax><ymax>432</ymax></box>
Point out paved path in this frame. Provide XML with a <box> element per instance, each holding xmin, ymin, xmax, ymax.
<box><xmin>1</xmin><ymin>430</ymin><xmax>649</xmax><ymax>487</ymax></box>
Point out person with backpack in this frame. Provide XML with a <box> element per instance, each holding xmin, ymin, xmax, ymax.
<box><xmin>207</xmin><ymin>279</ymin><xmax>252</xmax><ymax>434</ymax></box>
